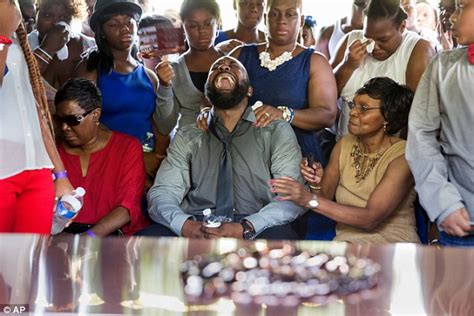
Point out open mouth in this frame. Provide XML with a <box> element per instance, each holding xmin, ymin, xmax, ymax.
<box><xmin>214</xmin><ymin>73</ymin><xmax>236</xmax><ymax>91</ymax></box>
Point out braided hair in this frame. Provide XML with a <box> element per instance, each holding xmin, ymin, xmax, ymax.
<box><xmin>15</xmin><ymin>22</ymin><xmax>54</xmax><ymax>135</ymax></box>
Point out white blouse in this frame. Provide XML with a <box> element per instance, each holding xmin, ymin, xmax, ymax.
<box><xmin>0</xmin><ymin>37</ymin><xmax>52</xmax><ymax>179</ymax></box>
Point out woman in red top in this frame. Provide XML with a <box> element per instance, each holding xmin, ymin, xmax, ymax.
<box><xmin>55</xmin><ymin>78</ymin><xmax>149</xmax><ymax>236</ymax></box>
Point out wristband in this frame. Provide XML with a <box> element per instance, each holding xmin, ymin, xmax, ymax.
<box><xmin>0</xmin><ymin>35</ymin><xmax>13</xmax><ymax>51</ymax></box>
<box><xmin>85</xmin><ymin>230</ymin><xmax>97</xmax><ymax>238</ymax></box>
<box><xmin>53</xmin><ymin>170</ymin><xmax>68</xmax><ymax>181</ymax></box>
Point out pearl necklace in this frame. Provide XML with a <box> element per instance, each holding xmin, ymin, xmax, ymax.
<box><xmin>259</xmin><ymin>45</ymin><xmax>296</xmax><ymax>71</ymax></box>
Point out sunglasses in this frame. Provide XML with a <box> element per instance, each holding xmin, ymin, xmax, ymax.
<box><xmin>53</xmin><ymin>108</ymin><xmax>95</xmax><ymax>127</ymax></box>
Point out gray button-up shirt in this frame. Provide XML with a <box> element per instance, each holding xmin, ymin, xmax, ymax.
<box><xmin>147</xmin><ymin>106</ymin><xmax>305</xmax><ymax>236</ymax></box>
<box><xmin>407</xmin><ymin>48</ymin><xmax>474</xmax><ymax>226</ymax></box>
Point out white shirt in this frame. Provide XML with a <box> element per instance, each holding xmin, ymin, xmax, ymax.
<box><xmin>337</xmin><ymin>30</ymin><xmax>421</xmax><ymax>139</ymax></box>
<box><xmin>0</xmin><ymin>37</ymin><xmax>52</xmax><ymax>179</ymax></box>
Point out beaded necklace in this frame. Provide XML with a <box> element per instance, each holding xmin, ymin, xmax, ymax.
<box><xmin>259</xmin><ymin>44</ymin><xmax>296</xmax><ymax>71</ymax></box>
<box><xmin>350</xmin><ymin>141</ymin><xmax>389</xmax><ymax>183</ymax></box>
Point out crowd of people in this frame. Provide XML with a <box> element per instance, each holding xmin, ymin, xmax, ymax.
<box><xmin>0</xmin><ymin>0</ymin><xmax>473</xmax><ymax>247</ymax></box>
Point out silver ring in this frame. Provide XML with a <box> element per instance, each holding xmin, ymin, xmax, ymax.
<box><xmin>264</xmin><ymin>112</ymin><xmax>270</xmax><ymax>118</ymax></box>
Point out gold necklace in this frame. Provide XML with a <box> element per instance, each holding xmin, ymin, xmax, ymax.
<box><xmin>350</xmin><ymin>142</ymin><xmax>387</xmax><ymax>183</ymax></box>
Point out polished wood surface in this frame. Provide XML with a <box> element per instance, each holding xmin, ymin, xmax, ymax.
<box><xmin>0</xmin><ymin>234</ymin><xmax>473</xmax><ymax>315</ymax></box>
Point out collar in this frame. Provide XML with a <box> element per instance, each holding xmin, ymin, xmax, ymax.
<box><xmin>210</xmin><ymin>104</ymin><xmax>254</xmax><ymax>140</ymax></box>
<box><xmin>210</xmin><ymin>104</ymin><xmax>255</xmax><ymax>126</ymax></box>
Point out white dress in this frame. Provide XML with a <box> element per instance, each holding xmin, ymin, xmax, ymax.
<box><xmin>337</xmin><ymin>30</ymin><xmax>421</xmax><ymax>139</ymax></box>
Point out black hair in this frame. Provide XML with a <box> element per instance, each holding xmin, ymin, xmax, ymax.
<box><xmin>366</xmin><ymin>0</ymin><xmax>408</xmax><ymax>27</ymax></box>
<box><xmin>86</xmin><ymin>7</ymin><xmax>140</xmax><ymax>74</ymax></box>
<box><xmin>55</xmin><ymin>78</ymin><xmax>103</xmax><ymax>111</ymax></box>
<box><xmin>139</xmin><ymin>14</ymin><xmax>174</xmax><ymax>29</ymax></box>
<box><xmin>36</xmin><ymin>0</ymin><xmax>84</xmax><ymax>22</ymax></box>
<box><xmin>355</xmin><ymin>77</ymin><xmax>414</xmax><ymax>135</ymax></box>
<box><xmin>180</xmin><ymin>0</ymin><xmax>221</xmax><ymax>22</ymax></box>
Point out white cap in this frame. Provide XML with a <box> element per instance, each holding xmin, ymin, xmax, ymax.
<box><xmin>75</xmin><ymin>187</ymin><xmax>86</xmax><ymax>197</ymax></box>
<box><xmin>203</xmin><ymin>208</ymin><xmax>212</xmax><ymax>216</ymax></box>
<box><xmin>60</xmin><ymin>195</ymin><xmax>82</xmax><ymax>212</ymax></box>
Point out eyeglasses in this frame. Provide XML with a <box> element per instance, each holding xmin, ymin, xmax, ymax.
<box><xmin>53</xmin><ymin>108</ymin><xmax>95</xmax><ymax>127</ymax></box>
<box><xmin>347</xmin><ymin>101</ymin><xmax>381</xmax><ymax>114</ymax></box>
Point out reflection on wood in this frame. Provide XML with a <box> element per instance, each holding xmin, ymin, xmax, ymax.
<box><xmin>0</xmin><ymin>235</ymin><xmax>473</xmax><ymax>315</ymax></box>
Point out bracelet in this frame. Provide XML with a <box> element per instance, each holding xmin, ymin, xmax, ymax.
<box><xmin>200</xmin><ymin>107</ymin><xmax>212</xmax><ymax>113</ymax></box>
<box><xmin>85</xmin><ymin>230</ymin><xmax>97</xmax><ymax>238</ymax></box>
<box><xmin>34</xmin><ymin>48</ymin><xmax>53</xmax><ymax>65</ymax></box>
<box><xmin>288</xmin><ymin>107</ymin><xmax>295</xmax><ymax>124</ymax></box>
<box><xmin>35</xmin><ymin>46</ymin><xmax>53</xmax><ymax>60</ymax></box>
<box><xmin>34</xmin><ymin>51</ymin><xmax>51</xmax><ymax>65</ymax></box>
<box><xmin>309</xmin><ymin>184</ymin><xmax>321</xmax><ymax>191</ymax></box>
<box><xmin>53</xmin><ymin>170</ymin><xmax>68</xmax><ymax>181</ymax></box>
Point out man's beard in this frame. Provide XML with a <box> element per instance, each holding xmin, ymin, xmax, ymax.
<box><xmin>205</xmin><ymin>81</ymin><xmax>249</xmax><ymax>110</ymax></box>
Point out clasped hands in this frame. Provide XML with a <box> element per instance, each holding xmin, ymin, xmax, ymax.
<box><xmin>182</xmin><ymin>219</ymin><xmax>244</xmax><ymax>239</ymax></box>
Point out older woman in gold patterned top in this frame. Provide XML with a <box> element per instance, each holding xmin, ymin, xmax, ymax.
<box><xmin>271</xmin><ymin>77</ymin><xmax>419</xmax><ymax>243</ymax></box>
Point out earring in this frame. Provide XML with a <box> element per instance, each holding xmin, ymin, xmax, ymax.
<box><xmin>383</xmin><ymin>122</ymin><xmax>388</xmax><ymax>134</ymax></box>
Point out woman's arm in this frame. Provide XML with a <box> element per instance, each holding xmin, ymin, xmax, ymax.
<box><xmin>290</xmin><ymin>52</ymin><xmax>337</xmax><ymax>131</ymax></box>
<box><xmin>272</xmin><ymin>150</ymin><xmax>414</xmax><ymax>231</ymax></box>
<box><xmin>405</xmin><ymin>39</ymin><xmax>435</xmax><ymax>92</ymax></box>
<box><xmin>88</xmin><ymin>206</ymin><xmax>130</xmax><ymax>237</ymax></box>
<box><xmin>319</xmin><ymin>138</ymin><xmax>341</xmax><ymax>200</ymax></box>
<box><xmin>36</xmin><ymin>104</ymin><xmax>74</xmax><ymax>197</ymax></box>
<box><xmin>0</xmin><ymin>44</ymin><xmax>8</xmax><ymax>86</ymax></box>
<box><xmin>89</xmin><ymin>136</ymin><xmax>145</xmax><ymax>236</ymax></box>
<box><xmin>315</xmin><ymin>155</ymin><xmax>414</xmax><ymax>230</ymax></box>
<box><xmin>0</xmin><ymin>0</ymin><xmax>21</xmax><ymax>85</ymax></box>
<box><xmin>144</xmin><ymin>67</ymin><xmax>170</xmax><ymax>177</ymax></box>
<box><xmin>332</xmin><ymin>36</ymin><xmax>371</xmax><ymax>96</ymax></box>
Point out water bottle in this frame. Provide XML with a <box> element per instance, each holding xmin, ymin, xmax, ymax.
<box><xmin>51</xmin><ymin>187</ymin><xmax>86</xmax><ymax>235</ymax></box>
<box><xmin>142</xmin><ymin>132</ymin><xmax>155</xmax><ymax>153</ymax></box>
<box><xmin>202</xmin><ymin>208</ymin><xmax>221</xmax><ymax>228</ymax></box>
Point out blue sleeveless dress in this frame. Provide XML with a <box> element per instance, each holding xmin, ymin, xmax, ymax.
<box><xmin>98</xmin><ymin>64</ymin><xmax>155</xmax><ymax>145</ymax></box>
<box><xmin>239</xmin><ymin>44</ymin><xmax>336</xmax><ymax>240</ymax></box>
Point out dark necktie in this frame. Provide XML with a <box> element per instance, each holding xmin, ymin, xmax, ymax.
<box><xmin>209</xmin><ymin>121</ymin><xmax>234</xmax><ymax>221</ymax></box>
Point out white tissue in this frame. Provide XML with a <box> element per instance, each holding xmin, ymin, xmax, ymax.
<box><xmin>55</xmin><ymin>21</ymin><xmax>70</xmax><ymax>61</ymax></box>
<box><xmin>366</xmin><ymin>40</ymin><xmax>375</xmax><ymax>54</ymax></box>
<box><xmin>251</xmin><ymin>101</ymin><xmax>263</xmax><ymax>111</ymax></box>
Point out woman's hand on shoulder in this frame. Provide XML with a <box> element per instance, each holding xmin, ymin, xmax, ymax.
<box><xmin>254</xmin><ymin>104</ymin><xmax>283</xmax><ymax>128</ymax></box>
<box><xmin>196</xmin><ymin>107</ymin><xmax>211</xmax><ymax>131</ymax></box>
<box><xmin>216</xmin><ymin>39</ymin><xmax>244</xmax><ymax>56</ymax></box>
